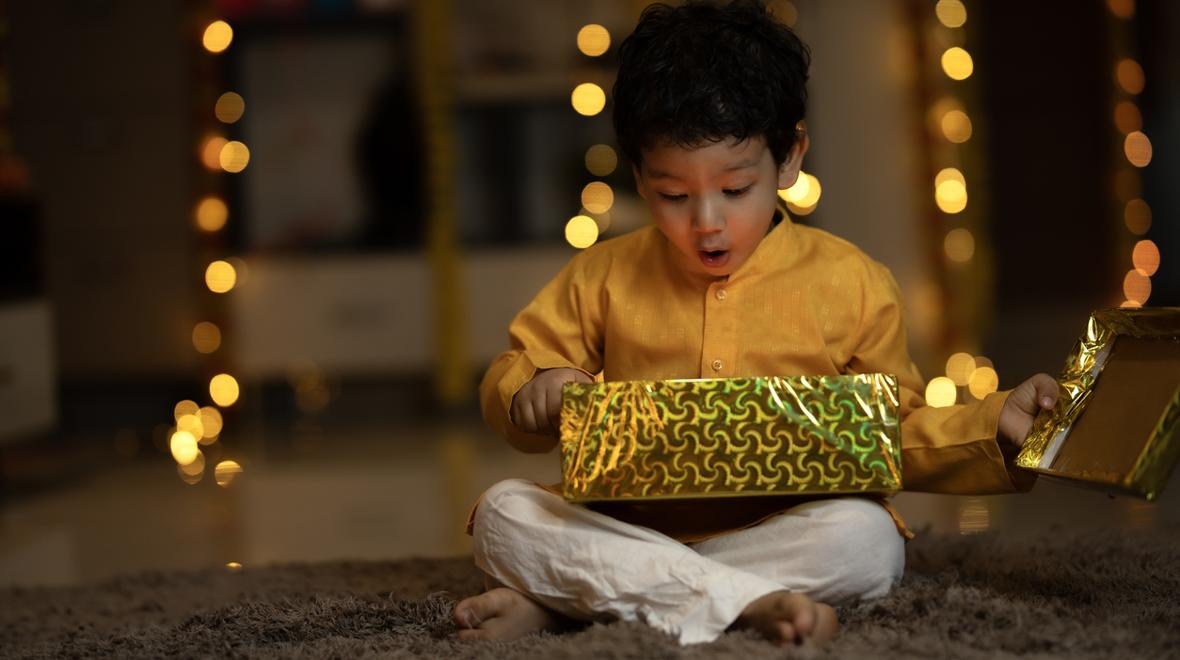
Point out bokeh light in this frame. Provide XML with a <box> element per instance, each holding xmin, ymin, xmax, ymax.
<box><xmin>201</xmin><ymin>136</ymin><xmax>227</xmax><ymax>170</ymax></box>
<box><xmin>170</xmin><ymin>430</ymin><xmax>200</xmax><ymax>465</ymax></box>
<box><xmin>941</xmin><ymin>47</ymin><xmax>973</xmax><ymax>80</ymax></box>
<box><xmin>205</xmin><ymin>260</ymin><xmax>237</xmax><ymax>293</ymax></box>
<box><xmin>935</xmin><ymin>0</ymin><xmax>967</xmax><ymax>28</ymax></box>
<box><xmin>202</xmin><ymin>20</ymin><xmax>233</xmax><ymax>54</ymax></box>
<box><xmin>780</xmin><ymin>172</ymin><xmax>821</xmax><ymax>215</ymax></box>
<box><xmin>925</xmin><ymin>377</ymin><xmax>957</xmax><ymax>408</ymax></box>
<box><xmin>944</xmin><ymin>228</ymin><xmax>975</xmax><ymax>263</ymax></box>
<box><xmin>945</xmin><ymin>352</ymin><xmax>976</xmax><ymax>386</ymax></box>
<box><xmin>1107</xmin><ymin>0</ymin><xmax>1135</xmax><ymax>18</ymax></box>
<box><xmin>198</xmin><ymin>406</ymin><xmax>223</xmax><ymax>442</ymax></box>
<box><xmin>1116</xmin><ymin>59</ymin><xmax>1145</xmax><ymax>95</ymax></box>
<box><xmin>215</xmin><ymin>460</ymin><xmax>243</xmax><ymax>487</ymax></box>
<box><xmin>174</xmin><ymin>400</ymin><xmax>200</xmax><ymax>421</ymax></box>
<box><xmin>179</xmin><ymin>451</ymin><xmax>206</xmax><ymax>477</ymax></box>
<box><xmin>1132</xmin><ymin>240</ymin><xmax>1160</xmax><ymax>277</ymax></box>
<box><xmin>177</xmin><ymin>413</ymin><xmax>204</xmax><ymax>439</ymax></box>
<box><xmin>219</xmin><ymin>141</ymin><xmax>250</xmax><ymax>173</ymax></box>
<box><xmin>935</xmin><ymin>167</ymin><xmax>965</xmax><ymax>187</ymax></box>
<box><xmin>178</xmin><ymin>464</ymin><xmax>203</xmax><ymax>485</ymax></box>
<box><xmin>571</xmin><ymin>83</ymin><xmax>606</xmax><ymax>116</ymax></box>
<box><xmin>1123</xmin><ymin>131</ymin><xmax>1152</xmax><ymax>168</ymax></box>
<box><xmin>210</xmin><ymin>373</ymin><xmax>241</xmax><ymax>407</ymax></box>
<box><xmin>226</xmin><ymin>561</ymin><xmax>243</xmax><ymax>570</ymax></box>
<box><xmin>192</xmin><ymin>321</ymin><xmax>222</xmax><ymax>354</ymax></box>
<box><xmin>1113</xmin><ymin>101</ymin><xmax>1142</xmax><ymax>134</ymax></box>
<box><xmin>581</xmin><ymin>182</ymin><xmax>614</xmax><ymax>214</ymax></box>
<box><xmin>1123</xmin><ymin>269</ymin><xmax>1151</xmax><ymax>304</ymax></box>
<box><xmin>585</xmin><ymin>144</ymin><xmax>617</xmax><ymax>176</ymax></box>
<box><xmin>214</xmin><ymin>92</ymin><xmax>245</xmax><ymax>124</ymax></box>
<box><xmin>195</xmin><ymin>196</ymin><xmax>228</xmax><ymax>232</ymax></box>
<box><xmin>1113</xmin><ymin>169</ymin><xmax>1141</xmax><ymax>202</ymax></box>
<box><xmin>941</xmin><ymin>110</ymin><xmax>972</xmax><ymax>143</ymax></box>
<box><xmin>576</xmin><ymin>24</ymin><xmax>610</xmax><ymax>57</ymax></box>
<box><xmin>935</xmin><ymin>180</ymin><xmax>967</xmax><ymax>214</ymax></box>
<box><xmin>967</xmin><ymin>366</ymin><xmax>999</xmax><ymax>400</ymax></box>
<box><xmin>1124</xmin><ymin>199</ymin><xmax>1152</xmax><ymax>235</ymax></box>
<box><xmin>565</xmin><ymin>215</ymin><xmax>599</xmax><ymax>249</ymax></box>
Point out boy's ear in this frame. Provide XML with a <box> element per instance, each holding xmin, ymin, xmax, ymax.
<box><xmin>632</xmin><ymin>164</ymin><xmax>648</xmax><ymax>200</ymax></box>
<box><xmin>776</xmin><ymin>129</ymin><xmax>811</xmax><ymax>190</ymax></box>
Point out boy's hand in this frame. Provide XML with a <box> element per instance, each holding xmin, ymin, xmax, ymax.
<box><xmin>997</xmin><ymin>373</ymin><xmax>1059</xmax><ymax>448</ymax></box>
<box><xmin>511</xmin><ymin>368</ymin><xmax>593</xmax><ymax>436</ymax></box>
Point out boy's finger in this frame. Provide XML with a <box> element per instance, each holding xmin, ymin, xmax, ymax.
<box><xmin>517</xmin><ymin>399</ymin><xmax>539</xmax><ymax>433</ymax></box>
<box><xmin>546</xmin><ymin>385</ymin><xmax>564</xmax><ymax>433</ymax></box>
<box><xmin>535</xmin><ymin>389</ymin><xmax>552</xmax><ymax>434</ymax></box>
<box><xmin>1031</xmin><ymin>373</ymin><xmax>1058</xmax><ymax>409</ymax></box>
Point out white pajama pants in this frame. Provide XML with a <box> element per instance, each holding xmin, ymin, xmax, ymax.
<box><xmin>471</xmin><ymin>479</ymin><xmax>905</xmax><ymax>645</ymax></box>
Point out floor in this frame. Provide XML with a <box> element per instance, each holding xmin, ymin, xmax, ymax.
<box><xmin>2</xmin><ymin>411</ymin><xmax>1177</xmax><ymax>588</ymax></box>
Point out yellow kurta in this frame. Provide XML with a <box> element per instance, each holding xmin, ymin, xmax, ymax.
<box><xmin>479</xmin><ymin>216</ymin><xmax>1033</xmax><ymax>541</ymax></box>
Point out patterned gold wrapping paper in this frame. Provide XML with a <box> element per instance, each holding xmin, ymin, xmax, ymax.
<box><xmin>1016</xmin><ymin>307</ymin><xmax>1180</xmax><ymax>500</ymax></box>
<box><xmin>559</xmin><ymin>375</ymin><xmax>902</xmax><ymax>502</ymax></box>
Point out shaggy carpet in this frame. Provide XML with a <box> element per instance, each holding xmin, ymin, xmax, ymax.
<box><xmin>2</xmin><ymin>526</ymin><xmax>1178</xmax><ymax>659</ymax></box>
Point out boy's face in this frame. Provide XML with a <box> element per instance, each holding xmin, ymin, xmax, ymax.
<box><xmin>634</xmin><ymin>134</ymin><xmax>807</xmax><ymax>280</ymax></box>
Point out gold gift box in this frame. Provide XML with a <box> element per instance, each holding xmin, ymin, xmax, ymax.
<box><xmin>1016</xmin><ymin>307</ymin><xmax>1180</xmax><ymax>500</ymax></box>
<box><xmin>559</xmin><ymin>374</ymin><xmax>902</xmax><ymax>502</ymax></box>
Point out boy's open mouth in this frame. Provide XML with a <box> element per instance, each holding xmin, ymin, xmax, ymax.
<box><xmin>698</xmin><ymin>249</ymin><xmax>730</xmax><ymax>268</ymax></box>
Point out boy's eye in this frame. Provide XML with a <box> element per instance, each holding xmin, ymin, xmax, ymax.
<box><xmin>659</xmin><ymin>193</ymin><xmax>687</xmax><ymax>202</ymax></box>
<box><xmin>723</xmin><ymin>185</ymin><xmax>753</xmax><ymax>197</ymax></box>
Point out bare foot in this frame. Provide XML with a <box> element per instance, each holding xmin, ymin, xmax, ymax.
<box><xmin>453</xmin><ymin>587</ymin><xmax>566</xmax><ymax>641</ymax></box>
<box><xmin>731</xmin><ymin>590</ymin><xmax>839</xmax><ymax>647</ymax></box>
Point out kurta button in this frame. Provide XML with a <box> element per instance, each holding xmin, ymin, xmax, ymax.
<box><xmin>715</xmin><ymin>288</ymin><xmax>727</xmax><ymax>301</ymax></box>
<box><xmin>711</xmin><ymin>359</ymin><xmax>723</xmax><ymax>372</ymax></box>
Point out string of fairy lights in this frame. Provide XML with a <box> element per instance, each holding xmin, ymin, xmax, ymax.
<box><xmin>564</xmin><ymin>2</ymin><xmax>818</xmax><ymax>251</ymax></box>
<box><xmin>161</xmin><ymin>16</ymin><xmax>245</xmax><ymax>489</ymax></box>
<box><xmin>1108</xmin><ymin>0</ymin><xmax>1158</xmax><ymax>308</ymax></box>
<box><xmin>920</xmin><ymin>0</ymin><xmax>1000</xmax><ymax>409</ymax></box>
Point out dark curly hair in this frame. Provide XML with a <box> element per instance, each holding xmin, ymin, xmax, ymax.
<box><xmin>612</xmin><ymin>0</ymin><xmax>810</xmax><ymax>167</ymax></box>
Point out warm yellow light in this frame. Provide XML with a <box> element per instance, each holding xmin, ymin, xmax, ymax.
<box><xmin>177</xmin><ymin>413</ymin><xmax>204</xmax><ymax>439</ymax></box>
<box><xmin>585</xmin><ymin>144</ymin><xmax>618</xmax><ymax>176</ymax></box>
<box><xmin>170</xmin><ymin>430</ymin><xmax>200</xmax><ymax>465</ymax></box>
<box><xmin>219</xmin><ymin>141</ymin><xmax>250</xmax><ymax>173</ymax></box>
<box><xmin>967</xmin><ymin>366</ymin><xmax>999</xmax><ymax>400</ymax></box>
<box><xmin>174</xmin><ymin>399</ymin><xmax>200</xmax><ymax>421</ymax></box>
<box><xmin>581</xmin><ymin>182</ymin><xmax>614</xmax><ymax>214</ymax></box>
<box><xmin>226</xmin><ymin>561</ymin><xmax>243</xmax><ymax>570</ymax></box>
<box><xmin>973</xmin><ymin>355</ymin><xmax>994</xmax><ymax>370</ymax></box>
<box><xmin>1123</xmin><ymin>269</ymin><xmax>1151</xmax><ymax>304</ymax></box>
<box><xmin>205</xmin><ymin>260</ymin><xmax>237</xmax><ymax>294</ymax></box>
<box><xmin>935</xmin><ymin>0</ymin><xmax>967</xmax><ymax>28</ymax></box>
<box><xmin>210</xmin><ymin>373</ymin><xmax>241</xmax><ymax>407</ymax></box>
<box><xmin>941</xmin><ymin>47</ymin><xmax>974</xmax><ymax>80</ymax></box>
<box><xmin>1107</xmin><ymin>0</ymin><xmax>1135</xmax><ymax>19</ymax></box>
<box><xmin>178</xmin><ymin>464</ymin><xmax>202</xmax><ymax>485</ymax></box>
<box><xmin>198</xmin><ymin>406</ymin><xmax>223</xmax><ymax>442</ymax></box>
<box><xmin>1124</xmin><ymin>199</ymin><xmax>1152</xmax><ymax>235</ymax></box>
<box><xmin>195</xmin><ymin>196</ymin><xmax>228</xmax><ymax>232</ymax></box>
<box><xmin>925</xmin><ymin>377</ymin><xmax>957</xmax><ymax>408</ymax></box>
<box><xmin>576</xmin><ymin>24</ymin><xmax>611</xmax><ymax>57</ymax></box>
<box><xmin>941</xmin><ymin>110</ymin><xmax>972</xmax><ymax>143</ymax></box>
<box><xmin>192</xmin><ymin>321</ymin><xmax>222</xmax><ymax>354</ymax></box>
<box><xmin>214</xmin><ymin>92</ymin><xmax>245</xmax><ymax>123</ymax></box>
<box><xmin>935</xmin><ymin>180</ymin><xmax>968</xmax><ymax>214</ymax></box>
<box><xmin>1114</xmin><ymin>101</ymin><xmax>1142</xmax><ymax>134</ymax></box>
<box><xmin>1124</xmin><ymin>131</ymin><xmax>1152</xmax><ymax>168</ymax></box>
<box><xmin>179</xmin><ymin>451</ymin><xmax>206</xmax><ymax>477</ymax></box>
<box><xmin>1116</xmin><ymin>59</ymin><xmax>1145</xmax><ymax>95</ymax></box>
<box><xmin>202</xmin><ymin>20</ymin><xmax>234</xmax><ymax>54</ymax></box>
<box><xmin>215</xmin><ymin>460</ymin><xmax>243</xmax><ymax>487</ymax></box>
<box><xmin>1120</xmin><ymin>299</ymin><xmax>1143</xmax><ymax>309</ymax></box>
<box><xmin>1133</xmin><ymin>240</ymin><xmax>1160</xmax><ymax>277</ymax></box>
<box><xmin>945</xmin><ymin>352</ymin><xmax>976</xmax><ymax>386</ymax></box>
<box><xmin>590</xmin><ymin>211</ymin><xmax>611</xmax><ymax>232</ymax></box>
<box><xmin>571</xmin><ymin>83</ymin><xmax>607</xmax><ymax>116</ymax></box>
<box><xmin>780</xmin><ymin>172</ymin><xmax>821</xmax><ymax>215</ymax></box>
<box><xmin>565</xmin><ymin>215</ymin><xmax>599</xmax><ymax>249</ymax></box>
<box><xmin>201</xmin><ymin>136</ymin><xmax>227</xmax><ymax>170</ymax></box>
<box><xmin>935</xmin><ymin>167</ymin><xmax>965</xmax><ymax>187</ymax></box>
<box><xmin>944</xmin><ymin>228</ymin><xmax>975</xmax><ymax>262</ymax></box>
<box><xmin>771</xmin><ymin>0</ymin><xmax>798</xmax><ymax>27</ymax></box>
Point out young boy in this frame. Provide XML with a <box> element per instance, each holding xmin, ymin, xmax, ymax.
<box><xmin>455</xmin><ymin>0</ymin><xmax>1058</xmax><ymax>647</ymax></box>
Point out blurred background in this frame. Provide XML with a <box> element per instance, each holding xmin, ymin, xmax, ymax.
<box><xmin>0</xmin><ymin>0</ymin><xmax>1177</xmax><ymax>587</ymax></box>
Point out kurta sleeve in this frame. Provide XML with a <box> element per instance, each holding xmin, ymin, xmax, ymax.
<box><xmin>479</xmin><ymin>253</ymin><xmax>605</xmax><ymax>453</ymax></box>
<box><xmin>845</xmin><ymin>261</ymin><xmax>1036</xmax><ymax>494</ymax></box>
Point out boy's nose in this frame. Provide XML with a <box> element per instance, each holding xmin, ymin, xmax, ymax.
<box><xmin>692</xmin><ymin>200</ymin><xmax>725</xmax><ymax>233</ymax></box>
